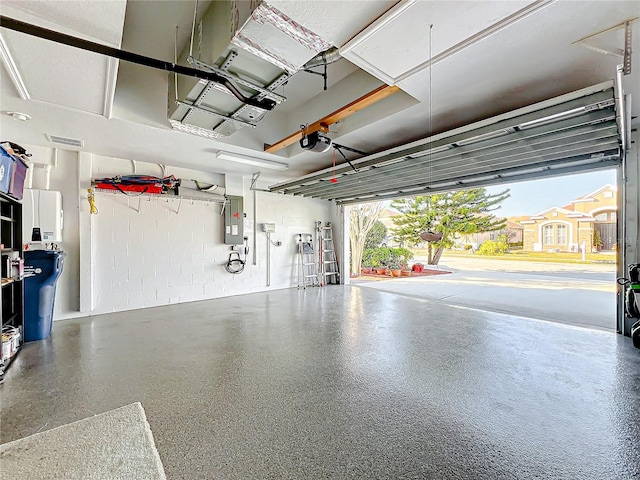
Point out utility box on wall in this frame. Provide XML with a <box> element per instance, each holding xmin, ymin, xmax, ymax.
<box><xmin>224</xmin><ymin>195</ymin><xmax>244</xmax><ymax>245</ymax></box>
<box><xmin>22</xmin><ymin>189</ymin><xmax>63</xmax><ymax>243</ymax></box>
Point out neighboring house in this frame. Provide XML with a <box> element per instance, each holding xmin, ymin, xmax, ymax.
<box><xmin>457</xmin><ymin>218</ymin><xmax>524</xmax><ymax>248</ymax></box>
<box><xmin>519</xmin><ymin>185</ymin><xmax>617</xmax><ymax>252</ymax></box>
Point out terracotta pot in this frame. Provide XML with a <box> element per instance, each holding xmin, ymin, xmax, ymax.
<box><xmin>401</xmin><ymin>270</ymin><xmax>411</xmax><ymax>277</ymax></box>
<box><xmin>391</xmin><ymin>269</ymin><xmax>401</xmax><ymax>277</ymax></box>
<box><xmin>375</xmin><ymin>267</ymin><xmax>387</xmax><ymax>275</ymax></box>
<box><xmin>362</xmin><ymin>267</ymin><xmax>372</xmax><ymax>275</ymax></box>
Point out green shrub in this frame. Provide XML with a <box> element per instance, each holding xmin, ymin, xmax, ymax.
<box><xmin>477</xmin><ymin>240</ymin><xmax>509</xmax><ymax>255</ymax></box>
<box><xmin>463</xmin><ymin>244</ymin><xmax>473</xmax><ymax>250</ymax></box>
<box><xmin>362</xmin><ymin>246</ymin><xmax>414</xmax><ymax>267</ymax></box>
<box><xmin>389</xmin><ymin>247</ymin><xmax>413</xmax><ymax>265</ymax></box>
<box><xmin>593</xmin><ymin>229</ymin><xmax>603</xmax><ymax>248</ymax></box>
<box><xmin>363</xmin><ymin>247</ymin><xmax>391</xmax><ymax>267</ymax></box>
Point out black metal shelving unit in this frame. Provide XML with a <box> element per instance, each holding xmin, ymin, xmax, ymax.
<box><xmin>1</xmin><ymin>191</ymin><xmax>24</xmax><ymax>379</ymax></box>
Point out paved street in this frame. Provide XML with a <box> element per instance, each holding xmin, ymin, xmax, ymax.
<box><xmin>353</xmin><ymin>255</ymin><xmax>617</xmax><ymax>331</ymax></box>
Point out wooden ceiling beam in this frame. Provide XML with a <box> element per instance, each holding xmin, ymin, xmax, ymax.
<box><xmin>264</xmin><ymin>84</ymin><xmax>400</xmax><ymax>154</ymax></box>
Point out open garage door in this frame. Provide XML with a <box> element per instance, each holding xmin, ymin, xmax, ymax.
<box><xmin>270</xmin><ymin>82</ymin><xmax>621</xmax><ymax>204</ymax></box>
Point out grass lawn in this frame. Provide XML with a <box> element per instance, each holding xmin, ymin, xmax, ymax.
<box><xmin>412</xmin><ymin>249</ymin><xmax>616</xmax><ymax>264</ymax></box>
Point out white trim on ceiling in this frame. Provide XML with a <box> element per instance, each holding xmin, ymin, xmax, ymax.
<box><xmin>339</xmin><ymin>0</ymin><xmax>418</xmax><ymax>85</ymax></box>
<box><xmin>0</xmin><ymin>32</ymin><xmax>30</xmax><ymax>100</ymax></box>
<box><xmin>102</xmin><ymin>57</ymin><xmax>119</xmax><ymax>119</ymax></box>
<box><xmin>340</xmin><ymin>0</ymin><xmax>556</xmax><ymax>86</ymax></box>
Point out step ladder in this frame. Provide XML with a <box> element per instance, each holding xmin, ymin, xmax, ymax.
<box><xmin>296</xmin><ymin>233</ymin><xmax>319</xmax><ymax>288</ymax></box>
<box><xmin>316</xmin><ymin>221</ymin><xmax>340</xmax><ymax>286</ymax></box>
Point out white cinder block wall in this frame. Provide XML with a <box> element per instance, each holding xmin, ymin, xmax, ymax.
<box><xmin>21</xmin><ymin>145</ymin><xmax>340</xmax><ymax>319</ymax></box>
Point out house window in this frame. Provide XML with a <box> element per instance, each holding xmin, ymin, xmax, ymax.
<box><xmin>543</xmin><ymin>225</ymin><xmax>554</xmax><ymax>245</ymax></box>
<box><xmin>604</xmin><ymin>191</ymin><xmax>613</xmax><ymax>198</ymax></box>
<box><xmin>610</xmin><ymin>212</ymin><xmax>616</xmax><ymax>221</ymax></box>
<box><xmin>594</xmin><ymin>213</ymin><xmax>608</xmax><ymax>221</ymax></box>
<box><xmin>556</xmin><ymin>224</ymin><xmax>567</xmax><ymax>244</ymax></box>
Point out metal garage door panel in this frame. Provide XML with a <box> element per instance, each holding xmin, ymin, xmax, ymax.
<box><xmin>270</xmin><ymin>82</ymin><xmax>621</xmax><ymax>204</ymax></box>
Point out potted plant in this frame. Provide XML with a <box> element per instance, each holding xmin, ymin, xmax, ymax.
<box><xmin>400</xmin><ymin>263</ymin><xmax>412</xmax><ymax>276</ymax></box>
<box><xmin>364</xmin><ymin>246</ymin><xmax>391</xmax><ymax>275</ymax></box>
<box><xmin>384</xmin><ymin>247</ymin><xmax>414</xmax><ymax>277</ymax></box>
<box><xmin>388</xmin><ymin>258</ymin><xmax>402</xmax><ymax>277</ymax></box>
<box><xmin>362</xmin><ymin>249</ymin><xmax>373</xmax><ymax>275</ymax></box>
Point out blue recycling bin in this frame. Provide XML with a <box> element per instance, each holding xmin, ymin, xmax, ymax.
<box><xmin>23</xmin><ymin>250</ymin><xmax>66</xmax><ymax>342</ymax></box>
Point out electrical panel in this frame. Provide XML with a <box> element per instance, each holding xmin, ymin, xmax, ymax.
<box><xmin>224</xmin><ymin>195</ymin><xmax>244</xmax><ymax>245</ymax></box>
<box><xmin>22</xmin><ymin>189</ymin><xmax>63</xmax><ymax>243</ymax></box>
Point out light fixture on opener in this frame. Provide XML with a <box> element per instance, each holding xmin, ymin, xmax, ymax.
<box><xmin>216</xmin><ymin>152</ymin><xmax>289</xmax><ymax>171</ymax></box>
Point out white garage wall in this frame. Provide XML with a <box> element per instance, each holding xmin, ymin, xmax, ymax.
<box><xmin>20</xmin><ymin>145</ymin><xmax>340</xmax><ymax>320</ymax></box>
<box><xmin>91</xmin><ymin>181</ymin><xmax>337</xmax><ymax>314</ymax></box>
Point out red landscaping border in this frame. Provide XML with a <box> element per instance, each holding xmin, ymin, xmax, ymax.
<box><xmin>359</xmin><ymin>269</ymin><xmax>451</xmax><ymax>279</ymax></box>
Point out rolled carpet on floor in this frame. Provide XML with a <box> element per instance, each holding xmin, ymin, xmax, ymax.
<box><xmin>0</xmin><ymin>403</ymin><xmax>166</xmax><ymax>480</ymax></box>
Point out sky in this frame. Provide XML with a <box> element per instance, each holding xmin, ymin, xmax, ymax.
<box><xmin>485</xmin><ymin>168</ymin><xmax>617</xmax><ymax>218</ymax></box>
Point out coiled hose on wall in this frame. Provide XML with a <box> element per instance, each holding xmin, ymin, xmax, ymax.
<box><xmin>225</xmin><ymin>237</ymin><xmax>249</xmax><ymax>274</ymax></box>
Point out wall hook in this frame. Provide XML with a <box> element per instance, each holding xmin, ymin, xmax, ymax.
<box><xmin>127</xmin><ymin>196</ymin><xmax>141</xmax><ymax>213</ymax></box>
<box><xmin>172</xmin><ymin>197</ymin><xmax>182</xmax><ymax>214</ymax></box>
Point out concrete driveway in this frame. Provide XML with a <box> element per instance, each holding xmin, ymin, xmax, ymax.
<box><xmin>353</xmin><ymin>255</ymin><xmax>617</xmax><ymax>331</ymax></box>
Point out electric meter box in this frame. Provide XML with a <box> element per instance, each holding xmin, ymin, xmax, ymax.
<box><xmin>262</xmin><ymin>223</ymin><xmax>276</xmax><ymax>233</ymax></box>
<box><xmin>22</xmin><ymin>189</ymin><xmax>63</xmax><ymax>243</ymax></box>
<box><xmin>224</xmin><ymin>195</ymin><xmax>244</xmax><ymax>245</ymax></box>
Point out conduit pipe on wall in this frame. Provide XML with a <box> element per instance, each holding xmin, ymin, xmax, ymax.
<box><xmin>253</xmin><ymin>189</ymin><xmax>257</xmax><ymax>266</ymax></box>
<box><xmin>26</xmin><ymin>148</ymin><xmax>57</xmax><ymax>190</ymax></box>
<box><xmin>25</xmin><ymin>161</ymin><xmax>34</xmax><ymax>189</ymax></box>
<box><xmin>266</xmin><ymin>231</ymin><xmax>271</xmax><ymax>287</ymax></box>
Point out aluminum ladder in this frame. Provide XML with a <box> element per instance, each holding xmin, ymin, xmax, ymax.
<box><xmin>316</xmin><ymin>221</ymin><xmax>340</xmax><ymax>286</ymax></box>
<box><xmin>296</xmin><ymin>233</ymin><xmax>319</xmax><ymax>288</ymax></box>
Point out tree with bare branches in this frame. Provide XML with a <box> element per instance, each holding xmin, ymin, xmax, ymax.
<box><xmin>349</xmin><ymin>202</ymin><xmax>384</xmax><ymax>276</ymax></box>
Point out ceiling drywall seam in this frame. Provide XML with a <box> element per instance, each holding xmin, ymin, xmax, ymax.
<box><xmin>0</xmin><ymin>32</ymin><xmax>30</xmax><ymax>99</ymax></box>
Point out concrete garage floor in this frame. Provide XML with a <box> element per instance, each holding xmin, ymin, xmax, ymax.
<box><xmin>2</xmin><ymin>287</ymin><xmax>639</xmax><ymax>479</ymax></box>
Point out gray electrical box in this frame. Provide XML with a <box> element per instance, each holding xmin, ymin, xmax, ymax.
<box><xmin>224</xmin><ymin>195</ymin><xmax>244</xmax><ymax>245</ymax></box>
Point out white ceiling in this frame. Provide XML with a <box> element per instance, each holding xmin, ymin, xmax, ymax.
<box><xmin>340</xmin><ymin>0</ymin><xmax>533</xmax><ymax>86</ymax></box>
<box><xmin>0</xmin><ymin>0</ymin><xmax>638</xmax><ymax>183</ymax></box>
<box><xmin>0</xmin><ymin>0</ymin><xmax>126</xmax><ymax>116</ymax></box>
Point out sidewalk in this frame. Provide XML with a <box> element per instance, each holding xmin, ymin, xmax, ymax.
<box><xmin>353</xmin><ymin>258</ymin><xmax>616</xmax><ymax>331</ymax></box>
